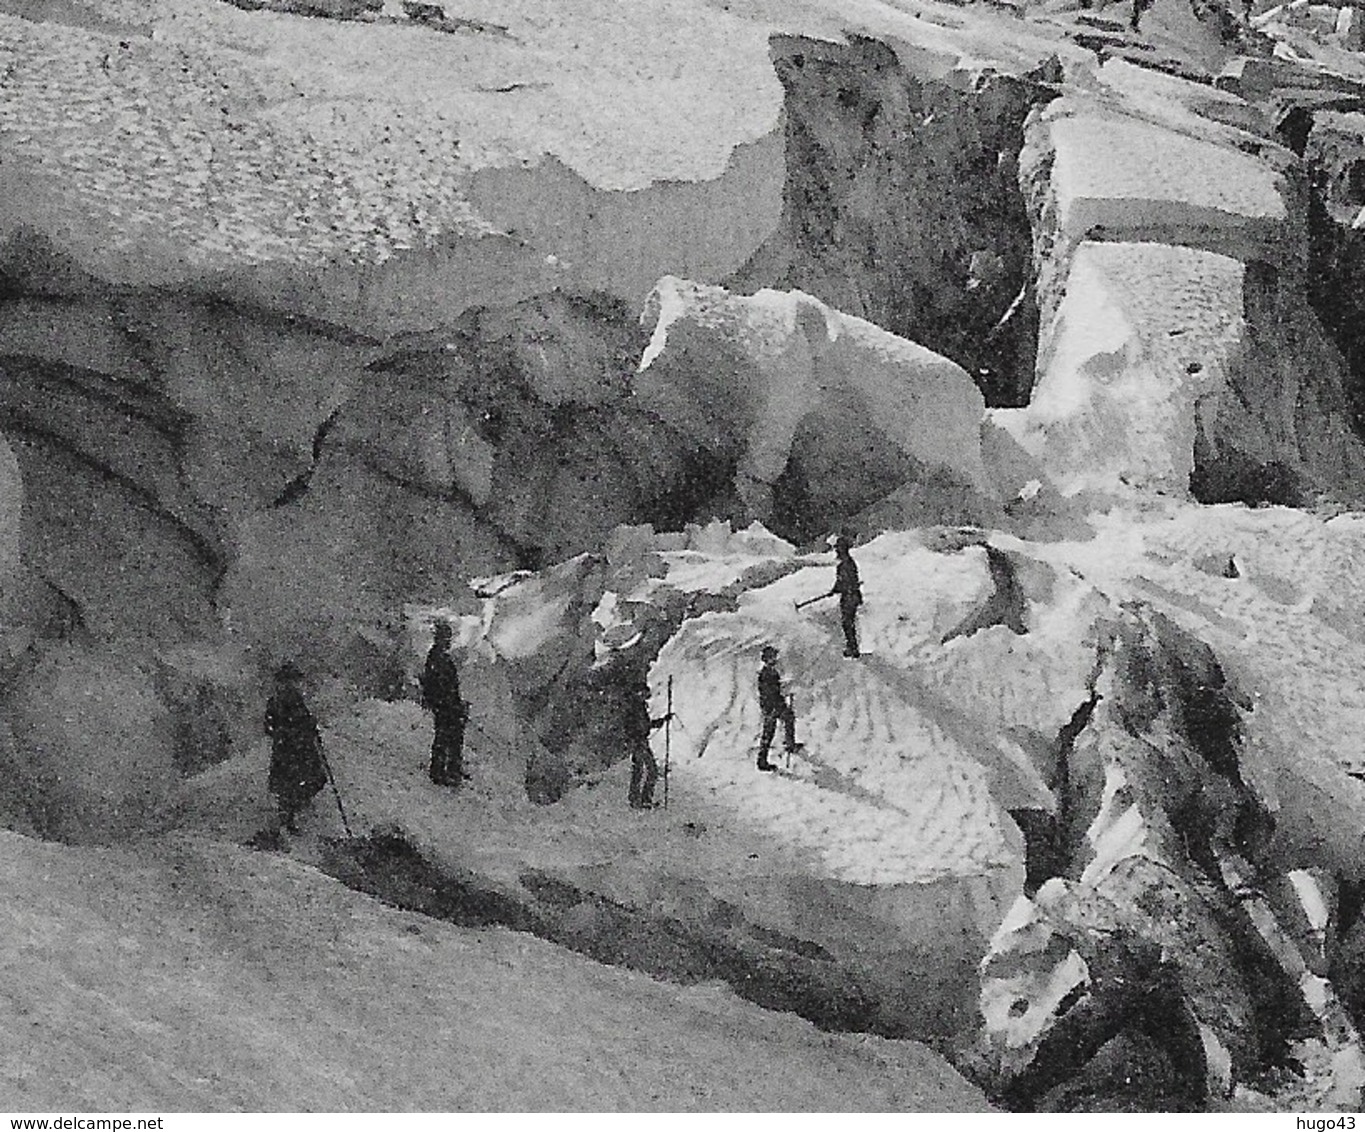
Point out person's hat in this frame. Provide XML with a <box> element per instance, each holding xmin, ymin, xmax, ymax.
<box><xmin>761</xmin><ymin>645</ymin><xmax>779</xmax><ymax>661</ymax></box>
<box><xmin>432</xmin><ymin>619</ymin><xmax>453</xmax><ymax>638</ymax></box>
<box><xmin>275</xmin><ymin>661</ymin><xmax>303</xmax><ymax>682</ymax></box>
<box><xmin>835</xmin><ymin>534</ymin><xmax>853</xmax><ymax>549</ymax></box>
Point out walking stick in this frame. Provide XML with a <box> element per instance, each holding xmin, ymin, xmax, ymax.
<box><xmin>786</xmin><ymin>694</ymin><xmax>794</xmax><ymax>770</ymax></box>
<box><xmin>317</xmin><ymin>745</ymin><xmax>354</xmax><ymax>839</ymax></box>
<box><xmin>664</xmin><ymin>676</ymin><xmax>673</xmax><ymax>810</ymax></box>
<box><xmin>795</xmin><ymin>591</ymin><xmax>834</xmax><ymax>611</ymax></box>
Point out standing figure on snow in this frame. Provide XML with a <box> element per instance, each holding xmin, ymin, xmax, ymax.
<box><xmin>265</xmin><ymin>662</ymin><xmax>327</xmax><ymax>834</ymax></box>
<box><xmin>624</xmin><ymin>678</ymin><xmax>672</xmax><ymax>809</ymax></box>
<box><xmin>421</xmin><ymin>620</ymin><xmax>468</xmax><ymax>788</ymax></box>
<box><xmin>833</xmin><ymin>535</ymin><xmax>863</xmax><ymax>658</ymax></box>
<box><xmin>756</xmin><ymin>645</ymin><xmax>799</xmax><ymax>772</ymax></box>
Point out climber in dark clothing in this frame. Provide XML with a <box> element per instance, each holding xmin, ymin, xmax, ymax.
<box><xmin>833</xmin><ymin>535</ymin><xmax>863</xmax><ymax>658</ymax></box>
<box><xmin>757</xmin><ymin>645</ymin><xmax>798</xmax><ymax>772</ymax></box>
<box><xmin>265</xmin><ymin>663</ymin><xmax>327</xmax><ymax>834</ymax></box>
<box><xmin>420</xmin><ymin>621</ymin><xmax>468</xmax><ymax>788</ymax></box>
<box><xmin>624</xmin><ymin>679</ymin><xmax>672</xmax><ymax>809</ymax></box>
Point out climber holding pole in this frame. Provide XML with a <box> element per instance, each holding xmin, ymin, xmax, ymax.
<box><xmin>626</xmin><ymin>676</ymin><xmax>673</xmax><ymax>810</ymax></box>
<box><xmin>265</xmin><ymin>662</ymin><xmax>335</xmax><ymax>838</ymax></box>
<box><xmin>756</xmin><ymin>646</ymin><xmax>800</xmax><ymax>772</ymax></box>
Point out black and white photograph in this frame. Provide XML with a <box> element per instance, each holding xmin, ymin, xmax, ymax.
<box><xmin>1</xmin><ymin>0</ymin><xmax>1363</xmax><ymax>1115</ymax></box>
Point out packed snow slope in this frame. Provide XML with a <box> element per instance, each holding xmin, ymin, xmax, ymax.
<box><xmin>0</xmin><ymin>828</ymin><xmax>989</xmax><ymax>1111</ymax></box>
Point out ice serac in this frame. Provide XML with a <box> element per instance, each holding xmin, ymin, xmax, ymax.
<box><xmin>0</xmin><ymin>430</ymin><xmax>28</xmax><ymax>660</ymax></box>
<box><xmin>969</xmin><ymin>503</ymin><xmax>1365</xmax><ymax>1110</ymax></box>
<box><xmin>977</xmin><ymin>605</ymin><xmax>1296</xmax><ymax>1108</ymax></box>
<box><xmin>6</xmin><ymin>643</ymin><xmax>178</xmax><ymax>844</ymax></box>
<box><xmin>1306</xmin><ymin>109</ymin><xmax>1365</xmax><ymax>440</ymax></box>
<box><xmin>726</xmin><ymin>32</ymin><xmax>1062</xmax><ymax>407</ymax></box>
<box><xmin>637</xmin><ymin>277</ymin><xmax>998</xmax><ymax>540</ymax></box>
<box><xmin>0</xmin><ymin>0</ymin><xmax>785</xmax><ymax>332</ymax></box>
<box><xmin>0</xmin><ymin>432</ymin><xmax>19</xmax><ymax>596</ymax></box>
<box><xmin>1000</xmin><ymin>79</ymin><xmax>1365</xmax><ymax>504</ymax></box>
<box><xmin>995</xmin><ymin>241</ymin><xmax>1365</xmax><ymax>500</ymax></box>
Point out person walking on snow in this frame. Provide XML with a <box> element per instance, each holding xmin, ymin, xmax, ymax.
<box><xmin>625</xmin><ymin>678</ymin><xmax>673</xmax><ymax>809</ymax></box>
<box><xmin>833</xmin><ymin>535</ymin><xmax>863</xmax><ymax>658</ymax></box>
<box><xmin>265</xmin><ymin>662</ymin><xmax>327</xmax><ymax>834</ymax></box>
<box><xmin>757</xmin><ymin>645</ymin><xmax>799</xmax><ymax>772</ymax></box>
<box><xmin>421</xmin><ymin>620</ymin><xmax>468</xmax><ymax>788</ymax></box>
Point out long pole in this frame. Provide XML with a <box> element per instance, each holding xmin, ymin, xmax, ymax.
<box><xmin>664</xmin><ymin>676</ymin><xmax>673</xmax><ymax>810</ymax></box>
<box><xmin>318</xmin><ymin>745</ymin><xmax>354</xmax><ymax>839</ymax></box>
<box><xmin>786</xmin><ymin>693</ymin><xmax>794</xmax><ymax>770</ymax></box>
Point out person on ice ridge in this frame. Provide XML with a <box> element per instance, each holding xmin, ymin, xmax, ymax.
<box><xmin>756</xmin><ymin>645</ymin><xmax>799</xmax><ymax>772</ymax></box>
<box><xmin>625</xmin><ymin>677</ymin><xmax>672</xmax><ymax>809</ymax></box>
<box><xmin>833</xmin><ymin>535</ymin><xmax>863</xmax><ymax>658</ymax></box>
<box><xmin>421</xmin><ymin>620</ymin><xmax>468</xmax><ymax>788</ymax></box>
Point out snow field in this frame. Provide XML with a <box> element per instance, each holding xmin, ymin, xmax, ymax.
<box><xmin>650</xmin><ymin>535</ymin><xmax>1028</xmax><ymax>892</ymax></box>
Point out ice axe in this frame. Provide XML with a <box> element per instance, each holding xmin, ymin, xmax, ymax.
<box><xmin>795</xmin><ymin>590</ymin><xmax>835</xmax><ymax>611</ymax></box>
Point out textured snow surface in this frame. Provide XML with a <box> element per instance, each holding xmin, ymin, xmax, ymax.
<box><xmin>997</xmin><ymin>241</ymin><xmax>1246</xmax><ymax>495</ymax></box>
<box><xmin>0</xmin><ymin>0</ymin><xmax>779</xmax><ymax>267</ymax></box>
<box><xmin>654</xmin><ymin>534</ymin><xmax>1047</xmax><ymax>890</ymax></box>
<box><xmin>1049</xmin><ymin>112</ymin><xmax>1287</xmax><ymax>235</ymax></box>
<box><xmin>0</xmin><ymin>830</ymin><xmax>988</xmax><ymax>1111</ymax></box>
<box><xmin>637</xmin><ymin>277</ymin><xmax>994</xmax><ymax>524</ymax></box>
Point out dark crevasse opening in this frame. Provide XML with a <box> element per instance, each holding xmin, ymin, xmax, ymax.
<box><xmin>317</xmin><ymin>830</ymin><xmax>967</xmax><ymax>1047</ymax></box>
<box><xmin>1188</xmin><ymin>249</ymin><xmax>1360</xmax><ymax>509</ymax></box>
<box><xmin>1306</xmin><ymin>150</ymin><xmax>1365</xmax><ymax>439</ymax></box>
<box><xmin>366</xmin><ymin>290</ymin><xmax>750</xmax><ymax>556</ymax></box>
<box><xmin>730</xmin><ymin>35</ymin><xmax>1059</xmax><ymax>408</ymax></box>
